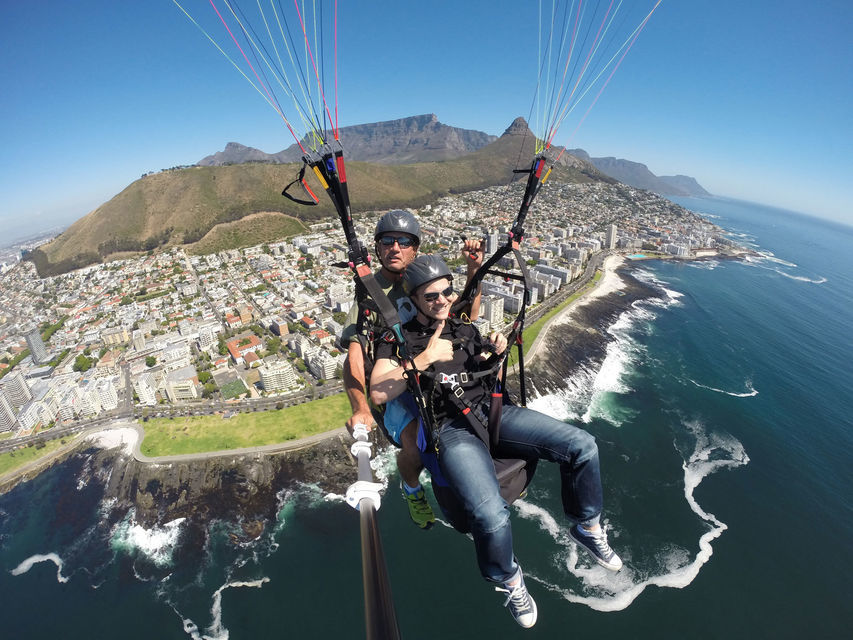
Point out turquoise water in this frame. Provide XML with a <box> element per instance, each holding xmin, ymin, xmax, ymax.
<box><xmin>2</xmin><ymin>196</ymin><xmax>851</xmax><ymax>638</ymax></box>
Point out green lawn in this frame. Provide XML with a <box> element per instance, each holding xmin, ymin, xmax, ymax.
<box><xmin>140</xmin><ymin>393</ymin><xmax>351</xmax><ymax>457</ymax></box>
<box><xmin>0</xmin><ymin>437</ymin><xmax>77</xmax><ymax>476</ymax></box>
<box><xmin>507</xmin><ymin>270</ymin><xmax>602</xmax><ymax>368</ymax></box>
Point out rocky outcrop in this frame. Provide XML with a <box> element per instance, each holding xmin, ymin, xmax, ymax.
<box><xmin>86</xmin><ymin>431</ymin><xmax>366</xmax><ymax>529</ymax></box>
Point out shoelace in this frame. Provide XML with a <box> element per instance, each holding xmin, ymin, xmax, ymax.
<box><xmin>406</xmin><ymin>492</ymin><xmax>432</xmax><ymax>514</ymax></box>
<box><xmin>496</xmin><ymin>583</ymin><xmax>532</xmax><ymax>611</ymax></box>
<box><xmin>586</xmin><ymin>528</ymin><xmax>614</xmax><ymax>558</ymax></box>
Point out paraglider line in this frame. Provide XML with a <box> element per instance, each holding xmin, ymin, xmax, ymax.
<box><xmin>293</xmin><ymin>0</ymin><xmax>337</xmax><ymax>145</ymax></box>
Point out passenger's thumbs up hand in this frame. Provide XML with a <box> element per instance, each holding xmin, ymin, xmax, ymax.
<box><xmin>416</xmin><ymin>320</ymin><xmax>453</xmax><ymax>368</ymax></box>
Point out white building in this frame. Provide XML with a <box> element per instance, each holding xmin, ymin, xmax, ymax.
<box><xmin>134</xmin><ymin>373</ymin><xmax>158</xmax><ymax>406</ymax></box>
<box><xmin>605</xmin><ymin>223</ymin><xmax>618</xmax><ymax>250</ymax></box>
<box><xmin>482</xmin><ymin>295</ymin><xmax>504</xmax><ymax>329</ymax></box>
<box><xmin>59</xmin><ymin>386</ymin><xmax>81</xmax><ymax>421</ymax></box>
<box><xmin>162</xmin><ymin>342</ymin><xmax>192</xmax><ymax>372</ymax></box>
<box><xmin>259</xmin><ymin>360</ymin><xmax>297</xmax><ymax>392</ymax></box>
<box><xmin>96</xmin><ymin>379</ymin><xmax>119</xmax><ymax>411</ymax></box>
<box><xmin>165</xmin><ymin>366</ymin><xmax>199</xmax><ymax>402</ymax></box>
<box><xmin>17</xmin><ymin>402</ymin><xmax>42</xmax><ymax>430</ymax></box>
<box><xmin>308</xmin><ymin>351</ymin><xmax>337</xmax><ymax>380</ymax></box>
<box><xmin>1</xmin><ymin>371</ymin><xmax>32</xmax><ymax>410</ymax></box>
<box><xmin>0</xmin><ymin>395</ymin><xmax>17</xmax><ymax>432</ymax></box>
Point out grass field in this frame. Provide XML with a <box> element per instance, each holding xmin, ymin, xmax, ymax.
<box><xmin>139</xmin><ymin>393</ymin><xmax>351</xmax><ymax>457</ymax></box>
<box><xmin>507</xmin><ymin>270</ymin><xmax>602</xmax><ymax>368</ymax></box>
<box><xmin>0</xmin><ymin>437</ymin><xmax>78</xmax><ymax>477</ymax></box>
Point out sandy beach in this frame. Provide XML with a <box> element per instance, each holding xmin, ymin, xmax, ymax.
<box><xmin>523</xmin><ymin>254</ymin><xmax>625</xmax><ymax>365</ymax></box>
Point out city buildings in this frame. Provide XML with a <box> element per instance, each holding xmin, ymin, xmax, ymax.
<box><xmin>0</xmin><ymin>179</ymin><xmax>735</xmax><ymax>430</ymax></box>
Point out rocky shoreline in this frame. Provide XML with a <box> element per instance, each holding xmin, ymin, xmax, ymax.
<box><xmin>510</xmin><ymin>264</ymin><xmax>663</xmax><ymax>397</ymax></box>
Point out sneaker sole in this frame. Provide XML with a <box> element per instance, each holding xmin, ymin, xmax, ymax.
<box><xmin>569</xmin><ymin>528</ymin><xmax>623</xmax><ymax>572</ymax></box>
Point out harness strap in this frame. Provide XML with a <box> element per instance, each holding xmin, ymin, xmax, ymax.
<box><xmin>281</xmin><ymin>161</ymin><xmax>320</xmax><ymax>206</ymax></box>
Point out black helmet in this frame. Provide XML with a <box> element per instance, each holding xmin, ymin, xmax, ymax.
<box><xmin>374</xmin><ymin>209</ymin><xmax>421</xmax><ymax>243</ymax></box>
<box><xmin>403</xmin><ymin>255</ymin><xmax>452</xmax><ymax>294</ymax></box>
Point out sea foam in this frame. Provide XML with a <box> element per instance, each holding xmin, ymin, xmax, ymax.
<box><xmin>689</xmin><ymin>379</ymin><xmax>759</xmax><ymax>397</ymax></box>
<box><xmin>514</xmin><ymin>420</ymin><xmax>749</xmax><ymax>612</ymax></box>
<box><xmin>111</xmin><ymin>514</ymin><xmax>185</xmax><ymax>568</ymax></box>
<box><xmin>10</xmin><ymin>552</ymin><xmax>69</xmax><ymax>583</ymax></box>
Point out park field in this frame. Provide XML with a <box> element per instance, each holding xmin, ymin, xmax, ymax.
<box><xmin>140</xmin><ymin>393</ymin><xmax>351</xmax><ymax>457</ymax></box>
<box><xmin>0</xmin><ymin>436</ymin><xmax>80</xmax><ymax>477</ymax></box>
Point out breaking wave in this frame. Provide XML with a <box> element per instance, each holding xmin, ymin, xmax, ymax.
<box><xmin>743</xmin><ymin>252</ymin><xmax>825</xmax><ymax>284</ymax></box>
<box><xmin>111</xmin><ymin>513</ymin><xmax>185</xmax><ymax>568</ymax></box>
<box><xmin>531</xmin><ymin>270</ymin><xmax>682</xmax><ymax>428</ymax></box>
<box><xmin>689</xmin><ymin>379</ymin><xmax>759</xmax><ymax>397</ymax></box>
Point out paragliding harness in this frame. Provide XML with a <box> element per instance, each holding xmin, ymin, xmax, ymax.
<box><xmin>410</xmin><ymin>154</ymin><xmax>552</xmax><ymax>532</ymax></box>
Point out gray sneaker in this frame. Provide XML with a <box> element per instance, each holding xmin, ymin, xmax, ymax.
<box><xmin>495</xmin><ymin>569</ymin><xmax>538</xmax><ymax>628</ymax></box>
<box><xmin>570</xmin><ymin>524</ymin><xmax>623</xmax><ymax>571</ymax></box>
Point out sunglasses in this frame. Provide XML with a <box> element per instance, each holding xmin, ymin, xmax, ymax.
<box><xmin>421</xmin><ymin>285</ymin><xmax>454</xmax><ymax>303</ymax></box>
<box><xmin>378</xmin><ymin>235</ymin><xmax>417</xmax><ymax>248</ymax></box>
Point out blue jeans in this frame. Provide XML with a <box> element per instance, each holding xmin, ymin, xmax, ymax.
<box><xmin>436</xmin><ymin>405</ymin><xmax>603</xmax><ymax>583</ymax></box>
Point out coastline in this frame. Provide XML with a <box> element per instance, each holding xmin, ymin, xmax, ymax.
<box><xmin>523</xmin><ymin>254</ymin><xmax>626</xmax><ymax>366</ymax></box>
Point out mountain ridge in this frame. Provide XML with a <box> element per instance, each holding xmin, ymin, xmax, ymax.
<box><xmin>197</xmin><ymin>114</ymin><xmax>498</xmax><ymax>166</ymax></box>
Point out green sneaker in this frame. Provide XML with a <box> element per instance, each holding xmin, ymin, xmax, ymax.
<box><xmin>402</xmin><ymin>484</ymin><xmax>436</xmax><ymax>530</ymax></box>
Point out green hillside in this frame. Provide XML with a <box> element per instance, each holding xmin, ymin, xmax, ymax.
<box><xmin>28</xmin><ymin>126</ymin><xmax>610</xmax><ymax>276</ymax></box>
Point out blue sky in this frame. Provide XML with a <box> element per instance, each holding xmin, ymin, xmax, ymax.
<box><xmin>2</xmin><ymin>1</ymin><xmax>851</xmax><ymax>245</ymax></box>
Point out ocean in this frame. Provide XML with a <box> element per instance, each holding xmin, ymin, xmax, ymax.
<box><xmin>2</xmin><ymin>197</ymin><xmax>851</xmax><ymax>639</ymax></box>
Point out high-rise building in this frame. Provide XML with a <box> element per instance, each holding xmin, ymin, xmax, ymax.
<box><xmin>25</xmin><ymin>328</ymin><xmax>49</xmax><ymax>365</ymax></box>
<box><xmin>1</xmin><ymin>371</ymin><xmax>32</xmax><ymax>410</ymax></box>
<box><xmin>482</xmin><ymin>295</ymin><xmax>505</xmax><ymax>328</ymax></box>
<box><xmin>605</xmin><ymin>224</ymin><xmax>618</xmax><ymax>250</ymax></box>
<box><xmin>132</xmin><ymin>329</ymin><xmax>146</xmax><ymax>352</ymax></box>
<box><xmin>0</xmin><ymin>395</ymin><xmax>17</xmax><ymax>432</ymax></box>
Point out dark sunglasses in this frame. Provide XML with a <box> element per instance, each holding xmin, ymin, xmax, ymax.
<box><xmin>422</xmin><ymin>285</ymin><xmax>454</xmax><ymax>303</ymax></box>
<box><xmin>378</xmin><ymin>235</ymin><xmax>416</xmax><ymax>248</ymax></box>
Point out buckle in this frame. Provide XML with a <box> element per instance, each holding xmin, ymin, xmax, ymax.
<box><xmin>459</xmin><ymin>372</ymin><xmax>469</xmax><ymax>383</ymax></box>
<box><xmin>453</xmin><ymin>387</ymin><xmax>464</xmax><ymax>398</ymax></box>
<box><xmin>439</xmin><ymin>373</ymin><xmax>458</xmax><ymax>385</ymax></box>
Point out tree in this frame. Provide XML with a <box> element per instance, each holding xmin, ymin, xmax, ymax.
<box><xmin>332</xmin><ymin>311</ymin><xmax>348</xmax><ymax>325</ymax></box>
<box><xmin>218</xmin><ymin>337</ymin><xmax>228</xmax><ymax>355</ymax></box>
<box><xmin>198</xmin><ymin>371</ymin><xmax>212</xmax><ymax>384</ymax></box>
<box><xmin>145</xmin><ymin>356</ymin><xmax>157</xmax><ymax>367</ymax></box>
<box><xmin>120</xmin><ymin>295</ymin><xmax>133</xmax><ymax>306</ymax></box>
<box><xmin>73</xmin><ymin>355</ymin><xmax>93</xmax><ymax>372</ymax></box>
